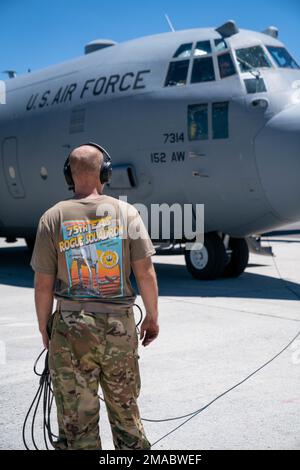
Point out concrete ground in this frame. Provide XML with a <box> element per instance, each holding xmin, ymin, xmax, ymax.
<box><xmin>0</xmin><ymin>236</ymin><xmax>299</xmax><ymax>450</ymax></box>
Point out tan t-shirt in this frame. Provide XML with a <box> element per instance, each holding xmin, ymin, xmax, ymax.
<box><xmin>30</xmin><ymin>195</ymin><xmax>155</xmax><ymax>313</ymax></box>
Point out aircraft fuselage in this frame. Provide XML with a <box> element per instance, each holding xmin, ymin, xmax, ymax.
<box><xmin>1</xmin><ymin>26</ymin><xmax>300</xmax><ymax>241</ymax></box>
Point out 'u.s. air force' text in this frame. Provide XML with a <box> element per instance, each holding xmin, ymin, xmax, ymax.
<box><xmin>26</xmin><ymin>69</ymin><xmax>151</xmax><ymax>111</ymax></box>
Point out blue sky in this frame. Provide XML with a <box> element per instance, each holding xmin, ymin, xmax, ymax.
<box><xmin>1</xmin><ymin>0</ymin><xmax>299</xmax><ymax>79</ymax></box>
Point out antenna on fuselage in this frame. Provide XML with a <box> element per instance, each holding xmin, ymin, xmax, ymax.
<box><xmin>165</xmin><ymin>14</ymin><xmax>175</xmax><ymax>32</ymax></box>
<box><xmin>2</xmin><ymin>70</ymin><xmax>17</xmax><ymax>79</ymax></box>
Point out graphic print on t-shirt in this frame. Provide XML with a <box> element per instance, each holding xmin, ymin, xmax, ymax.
<box><xmin>58</xmin><ymin>216</ymin><xmax>124</xmax><ymax>299</ymax></box>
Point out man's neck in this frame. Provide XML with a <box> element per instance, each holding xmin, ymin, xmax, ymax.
<box><xmin>73</xmin><ymin>188</ymin><xmax>102</xmax><ymax>199</ymax></box>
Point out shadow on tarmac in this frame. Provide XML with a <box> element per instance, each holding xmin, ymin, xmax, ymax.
<box><xmin>152</xmin><ymin>260</ymin><xmax>300</xmax><ymax>300</ymax></box>
<box><xmin>0</xmin><ymin>246</ymin><xmax>33</xmax><ymax>288</ymax></box>
<box><xmin>1</xmin><ymin>244</ymin><xmax>300</xmax><ymax>301</ymax></box>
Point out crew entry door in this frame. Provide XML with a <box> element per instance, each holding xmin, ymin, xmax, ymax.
<box><xmin>2</xmin><ymin>137</ymin><xmax>25</xmax><ymax>198</ymax></box>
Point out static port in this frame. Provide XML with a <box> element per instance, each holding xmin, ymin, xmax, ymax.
<box><xmin>40</xmin><ymin>166</ymin><xmax>48</xmax><ymax>180</ymax></box>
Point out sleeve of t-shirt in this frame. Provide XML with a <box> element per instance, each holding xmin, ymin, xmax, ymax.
<box><xmin>30</xmin><ymin>216</ymin><xmax>58</xmax><ymax>275</ymax></box>
<box><xmin>129</xmin><ymin>211</ymin><xmax>156</xmax><ymax>262</ymax></box>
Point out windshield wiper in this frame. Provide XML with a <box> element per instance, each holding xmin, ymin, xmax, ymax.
<box><xmin>236</xmin><ymin>57</ymin><xmax>261</xmax><ymax>79</ymax></box>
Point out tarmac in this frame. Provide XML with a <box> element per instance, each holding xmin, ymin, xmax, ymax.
<box><xmin>0</xmin><ymin>235</ymin><xmax>299</xmax><ymax>450</ymax></box>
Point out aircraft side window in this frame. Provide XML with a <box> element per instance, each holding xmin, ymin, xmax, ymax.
<box><xmin>236</xmin><ymin>45</ymin><xmax>272</xmax><ymax>72</ymax></box>
<box><xmin>244</xmin><ymin>78</ymin><xmax>267</xmax><ymax>94</ymax></box>
<box><xmin>218</xmin><ymin>53</ymin><xmax>236</xmax><ymax>78</ymax></box>
<box><xmin>173</xmin><ymin>43</ymin><xmax>193</xmax><ymax>58</ymax></box>
<box><xmin>212</xmin><ymin>102</ymin><xmax>229</xmax><ymax>139</ymax></box>
<box><xmin>193</xmin><ymin>40</ymin><xmax>212</xmax><ymax>56</ymax></box>
<box><xmin>164</xmin><ymin>60</ymin><xmax>189</xmax><ymax>86</ymax></box>
<box><xmin>191</xmin><ymin>57</ymin><xmax>215</xmax><ymax>83</ymax></box>
<box><xmin>266</xmin><ymin>46</ymin><xmax>299</xmax><ymax>69</ymax></box>
<box><xmin>187</xmin><ymin>104</ymin><xmax>208</xmax><ymax>141</ymax></box>
<box><xmin>214</xmin><ymin>39</ymin><xmax>228</xmax><ymax>52</ymax></box>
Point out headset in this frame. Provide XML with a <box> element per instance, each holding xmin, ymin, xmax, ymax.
<box><xmin>63</xmin><ymin>142</ymin><xmax>113</xmax><ymax>190</ymax></box>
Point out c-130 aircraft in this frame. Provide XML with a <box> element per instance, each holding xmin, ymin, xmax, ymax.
<box><xmin>1</xmin><ymin>20</ymin><xmax>300</xmax><ymax>280</ymax></box>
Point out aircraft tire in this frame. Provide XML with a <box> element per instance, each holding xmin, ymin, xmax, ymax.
<box><xmin>184</xmin><ymin>233</ymin><xmax>227</xmax><ymax>280</ymax></box>
<box><xmin>25</xmin><ymin>237</ymin><xmax>35</xmax><ymax>253</ymax></box>
<box><xmin>223</xmin><ymin>237</ymin><xmax>249</xmax><ymax>278</ymax></box>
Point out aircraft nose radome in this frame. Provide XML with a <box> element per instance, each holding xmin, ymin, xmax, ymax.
<box><xmin>254</xmin><ymin>104</ymin><xmax>300</xmax><ymax>222</ymax></box>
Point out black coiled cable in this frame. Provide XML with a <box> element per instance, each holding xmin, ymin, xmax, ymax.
<box><xmin>22</xmin><ymin>349</ymin><xmax>57</xmax><ymax>450</ymax></box>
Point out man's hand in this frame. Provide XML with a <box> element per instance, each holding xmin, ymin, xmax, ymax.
<box><xmin>131</xmin><ymin>257</ymin><xmax>159</xmax><ymax>347</ymax></box>
<box><xmin>40</xmin><ymin>329</ymin><xmax>49</xmax><ymax>350</ymax></box>
<box><xmin>140</xmin><ymin>315</ymin><xmax>159</xmax><ymax>347</ymax></box>
<box><xmin>34</xmin><ymin>272</ymin><xmax>55</xmax><ymax>349</ymax></box>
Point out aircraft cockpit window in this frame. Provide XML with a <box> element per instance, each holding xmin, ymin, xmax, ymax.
<box><xmin>191</xmin><ymin>57</ymin><xmax>215</xmax><ymax>83</ymax></box>
<box><xmin>173</xmin><ymin>43</ymin><xmax>193</xmax><ymax>58</ymax></box>
<box><xmin>244</xmin><ymin>78</ymin><xmax>267</xmax><ymax>94</ymax></box>
<box><xmin>193</xmin><ymin>41</ymin><xmax>212</xmax><ymax>56</ymax></box>
<box><xmin>188</xmin><ymin>104</ymin><xmax>208</xmax><ymax>140</ymax></box>
<box><xmin>236</xmin><ymin>45</ymin><xmax>272</xmax><ymax>72</ymax></box>
<box><xmin>218</xmin><ymin>53</ymin><xmax>236</xmax><ymax>78</ymax></box>
<box><xmin>214</xmin><ymin>39</ymin><xmax>228</xmax><ymax>52</ymax></box>
<box><xmin>212</xmin><ymin>102</ymin><xmax>229</xmax><ymax>139</ymax></box>
<box><xmin>164</xmin><ymin>60</ymin><xmax>189</xmax><ymax>86</ymax></box>
<box><xmin>266</xmin><ymin>46</ymin><xmax>299</xmax><ymax>69</ymax></box>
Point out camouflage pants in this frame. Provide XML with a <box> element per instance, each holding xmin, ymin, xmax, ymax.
<box><xmin>48</xmin><ymin>308</ymin><xmax>150</xmax><ymax>450</ymax></box>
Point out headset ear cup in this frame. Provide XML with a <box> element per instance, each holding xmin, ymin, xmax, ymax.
<box><xmin>63</xmin><ymin>157</ymin><xmax>75</xmax><ymax>190</ymax></box>
<box><xmin>100</xmin><ymin>161</ymin><xmax>112</xmax><ymax>184</ymax></box>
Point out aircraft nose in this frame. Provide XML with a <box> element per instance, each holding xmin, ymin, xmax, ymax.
<box><xmin>254</xmin><ymin>104</ymin><xmax>300</xmax><ymax>222</ymax></box>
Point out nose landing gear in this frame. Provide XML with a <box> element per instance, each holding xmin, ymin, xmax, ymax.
<box><xmin>184</xmin><ymin>233</ymin><xmax>249</xmax><ymax>280</ymax></box>
<box><xmin>222</xmin><ymin>237</ymin><xmax>249</xmax><ymax>278</ymax></box>
<box><xmin>184</xmin><ymin>233</ymin><xmax>227</xmax><ymax>280</ymax></box>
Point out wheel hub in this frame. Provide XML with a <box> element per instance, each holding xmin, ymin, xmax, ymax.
<box><xmin>189</xmin><ymin>245</ymin><xmax>209</xmax><ymax>270</ymax></box>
